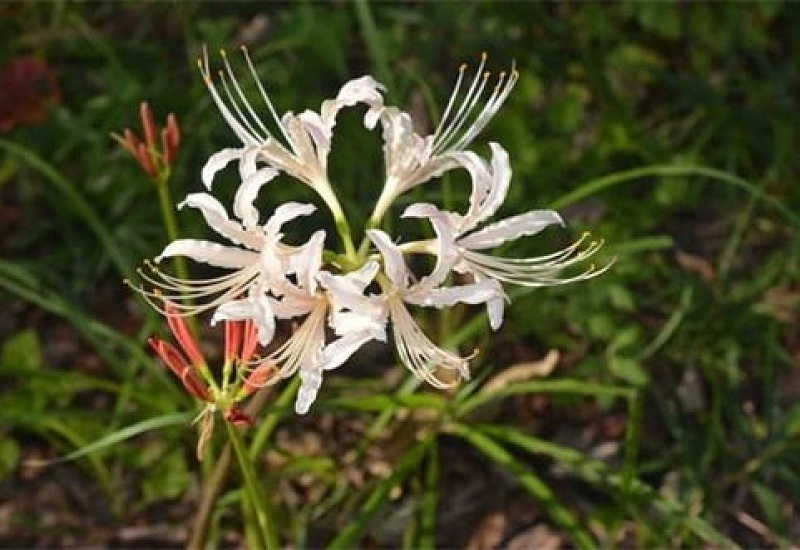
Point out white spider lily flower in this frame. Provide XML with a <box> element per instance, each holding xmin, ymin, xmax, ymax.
<box><xmin>368</xmin><ymin>54</ymin><xmax>518</xmax><ymax>224</ymax></box>
<box><xmin>367</xmin><ymin>229</ymin><xmax>498</xmax><ymax>388</ymax></box>
<box><xmin>198</xmin><ymin>47</ymin><xmax>385</xmax><ymax>222</ymax></box>
<box><xmin>403</xmin><ymin>142</ymin><xmax>606</xmax><ymax>330</ymax></box>
<box><xmin>249</xmin><ymin>245</ymin><xmax>386</xmax><ymax>414</ymax></box>
<box><xmin>136</xmin><ymin>186</ymin><xmax>319</xmax><ymax>346</ymax></box>
<box><xmin>298</xmin><ymin>261</ymin><xmax>388</xmax><ymax>414</ymax></box>
<box><xmin>252</xmin><ymin>230</ymin><xmax>330</xmax><ymax>414</ymax></box>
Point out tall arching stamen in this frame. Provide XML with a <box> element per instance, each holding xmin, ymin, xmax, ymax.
<box><xmin>459</xmin><ymin>236</ymin><xmax>611</xmax><ymax>287</ymax></box>
<box><xmin>198</xmin><ymin>56</ymin><xmax>258</xmax><ymax>145</ymax></box>
<box><xmin>433</xmin><ymin>54</ymin><xmax>490</xmax><ymax>154</ymax></box>
<box><xmin>219</xmin><ymin>50</ymin><xmax>269</xmax><ymax>142</ymax></box>
<box><xmin>130</xmin><ymin>262</ymin><xmax>260</xmax><ymax>317</ymax></box>
<box><xmin>218</xmin><ymin>68</ymin><xmax>266</xmax><ymax>144</ymax></box>
<box><xmin>240</xmin><ymin>45</ymin><xmax>293</xmax><ymax>147</ymax></box>
<box><xmin>243</xmin><ymin>297</ymin><xmax>328</xmax><ymax>383</ymax></box>
<box><xmin>453</xmin><ymin>64</ymin><xmax>518</xmax><ymax>151</ymax></box>
<box><xmin>387</xmin><ymin>294</ymin><xmax>469</xmax><ymax>388</ymax></box>
<box><xmin>432</xmin><ymin>63</ymin><xmax>467</xmax><ymax>145</ymax></box>
<box><xmin>432</xmin><ymin>71</ymin><xmax>491</xmax><ymax>155</ymax></box>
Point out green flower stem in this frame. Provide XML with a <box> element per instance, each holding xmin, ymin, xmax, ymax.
<box><xmin>155</xmin><ymin>173</ymin><xmax>191</xmax><ymax>286</ymax></box>
<box><xmin>224</xmin><ymin>420</ymin><xmax>280</xmax><ymax>550</ymax></box>
<box><xmin>249</xmin><ymin>377</ymin><xmax>300</xmax><ymax>459</ymax></box>
<box><xmin>334</xmin><ymin>215</ymin><xmax>358</xmax><ymax>261</ymax></box>
<box><xmin>187</xmin><ymin>444</ymin><xmax>231</xmax><ymax>550</ymax></box>
<box><xmin>188</xmin><ymin>383</ymin><xmax>278</xmax><ymax>550</ymax></box>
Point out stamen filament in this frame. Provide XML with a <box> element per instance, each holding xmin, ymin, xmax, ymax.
<box><xmin>221</xmin><ymin>49</ymin><xmax>272</xmax><ymax>141</ymax></box>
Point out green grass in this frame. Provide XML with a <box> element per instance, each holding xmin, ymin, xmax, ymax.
<box><xmin>1</xmin><ymin>2</ymin><xmax>799</xmax><ymax>547</ymax></box>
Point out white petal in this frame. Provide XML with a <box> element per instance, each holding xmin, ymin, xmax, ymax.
<box><xmin>330</xmin><ymin>309</ymin><xmax>387</xmax><ymax>339</ymax></box>
<box><xmin>296</xmin><ymin>365</ymin><xmax>323</xmax><ymax>414</ymax></box>
<box><xmin>346</xmin><ymin>260</ymin><xmax>380</xmax><ymax>289</ymax></box>
<box><xmin>458</xmin><ymin>210</ymin><xmax>564</xmax><ymax>250</ymax></box>
<box><xmin>201</xmin><ymin>148</ymin><xmax>243</xmax><ymax>190</ymax></box>
<box><xmin>270</xmin><ymin>292</ymin><xmax>315</xmax><ymax>319</ymax></box>
<box><xmin>406</xmin><ymin>278</ymin><xmax>499</xmax><ymax>308</ymax></box>
<box><xmin>156</xmin><ymin>239</ymin><xmax>259</xmax><ymax>268</ymax></box>
<box><xmin>321</xmin><ymin>75</ymin><xmax>386</xmax><ymax>128</ymax></box>
<box><xmin>259</xmin><ymin>232</ymin><xmax>286</xmax><ymax>284</ymax></box>
<box><xmin>293</xmin><ymin>230</ymin><xmax>326</xmax><ymax>292</ymax></box>
<box><xmin>238</xmin><ymin>147</ymin><xmax>260</xmax><ymax>181</ymax></box>
<box><xmin>210</xmin><ymin>298</ymin><xmax>253</xmax><ymax>323</ymax></box>
<box><xmin>478</xmin><ymin>276</ymin><xmax>506</xmax><ymax>331</ymax></box>
<box><xmin>209</xmin><ymin>292</ymin><xmax>276</xmax><ymax>347</ymax></box>
<box><xmin>234</xmin><ymin>166</ymin><xmax>279</xmax><ymax>230</ymax></box>
<box><xmin>321</xmin><ymin>330</ymin><xmax>377</xmax><ymax>372</ymax></box>
<box><xmin>179</xmin><ymin>193</ymin><xmax>263</xmax><ymax>249</ymax></box>
<box><xmin>320</xmin><ymin>261</ymin><xmax>378</xmax><ymax>301</ymax></box>
<box><xmin>402</xmin><ymin>203</ymin><xmax>460</xmax><ymax>289</ymax></box>
<box><xmin>282</xmin><ymin>113</ymin><xmax>323</xmax><ymax>181</ymax></box>
<box><xmin>298</xmin><ymin>110</ymin><xmax>331</xmax><ymax>162</ymax></box>
<box><xmin>251</xmin><ymin>289</ymin><xmax>277</xmax><ymax>345</ymax></box>
<box><xmin>264</xmin><ymin>202</ymin><xmax>317</xmax><ymax>236</ymax></box>
<box><xmin>446</xmin><ymin>150</ymin><xmax>491</xmax><ymax>232</ymax></box>
<box><xmin>367</xmin><ymin>229</ymin><xmax>408</xmax><ymax>287</ymax></box>
<box><xmin>481</xmin><ymin>142</ymin><xmax>513</xmax><ymax>221</ymax></box>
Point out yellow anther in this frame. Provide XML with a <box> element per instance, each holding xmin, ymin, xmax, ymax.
<box><xmin>459</xmin><ymin>63</ymin><xmax>468</xmax><ymax>72</ymax></box>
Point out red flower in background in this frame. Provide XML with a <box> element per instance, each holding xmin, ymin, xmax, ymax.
<box><xmin>0</xmin><ymin>56</ymin><xmax>61</xmax><ymax>132</ymax></box>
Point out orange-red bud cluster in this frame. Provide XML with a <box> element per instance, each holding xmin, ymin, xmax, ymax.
<box><xmin>149</xmin><ymin>301</ymin><xmax>265</xmax><ymax>426</ymax></box>
<box><xmin>115</xmin><ymin>102</ymin><xmax>180</xmax><ymax>179</ymax></box>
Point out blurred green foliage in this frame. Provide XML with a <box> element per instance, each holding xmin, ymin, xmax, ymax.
<box><xmin>1</xmin><ymin>1</ymin><xmax>798</xmax><ymax>547</ymax></box>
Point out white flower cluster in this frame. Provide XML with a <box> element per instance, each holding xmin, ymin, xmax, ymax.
<box><xmin>137</xmin><ymin>49</ymin><xmax>606</xmax><ymax>414</ymax></box>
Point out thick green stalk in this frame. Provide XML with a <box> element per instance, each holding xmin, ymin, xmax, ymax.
<box><xmin>224</xmin><ymin>421</ymin><xmax>280</xmax><ymax>550</ymax></box>
<box><xmin>155</xmin><ymin>174</ymin><xmax>192</xmax><ymax>286</ymax></box>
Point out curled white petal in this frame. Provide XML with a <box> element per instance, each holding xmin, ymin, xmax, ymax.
<box><xmin>156</xmin><ymin>240</ymin><xmax>259</xmax><ymax>269</ymax></box>
<box><xmin>179</xmin><ymin>193</ymin><xmax>263</xmax><ymax>249</ymax></box>
<box><xmin>296</xmin><ymin>365</ymin><xmax>323</xmax><ymax>414</ymax></box>
<box><xmin>234</xmin><ymin>166</ymin><xmax>279</xmax><ymax>230</ymax></box>
<box><xmin>367</xmin><ymin>229</ymin><xmax>408</xmax><ymax>287</ymax></box>
<box><xmin>264</xmin><ymin>202</ymin><xmax>317</xmax><ymax>236</ymax></box>
<box><xmin>201</xmin><ymin>147</ymin><xmax>244</xmax><ymax>190</ymax></box>
<box><xmin>458</xmin><ymin>210</ymin><xmax>564</xmax><ymax>250</ymax></box>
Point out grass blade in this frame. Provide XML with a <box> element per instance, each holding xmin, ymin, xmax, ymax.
<box><xmin>479</xmin><ymin>424</ymin><xmax>735</xmax><ymax>548</ymax></box>
<box><xmin>447</xmin><ymin>423</ymin><xmax>594</xmax><ymax>549</ymax></box>
<box><xmin>36</xmin><ymin>411</ymin><xmax>193</xmax><ymax>465</ymax></box>
<box><xmin>550</xmin><ymin>164</ymin><xmax>800</xmax><ymax>228</ymax></box>
<box><xmin>457</xmin><ymin>378</ymin><xmax>633</xmax><ymax>416</ymax></box>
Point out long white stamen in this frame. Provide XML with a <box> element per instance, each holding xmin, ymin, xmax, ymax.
<box><xmin>388</xmin><ymin>295</ymin><xmax>469</xmax><ymax>388</ymax></box>
<box><xmin>430</xmin><ymin>56</ymin><xmax>518</xmax><ymax>156</ymax></box>
<box><xmin>241</xmin><ymin>46</ymin><xmax>292</xmax><ymax>147</ymax></box>
<box><xmin>132</xmin><ymin>262</ymin><xmax>260</xmax><ymax>317</ymax></box>
<box><xmin>453</xmin><ymin>64</ymin><xmax>518</xmax><ymax>151</ymax></box>
<box><xmin>460</xmin><ymin>237</ymin><xmax>610</xmax><ymax>287</ymax></box>
<box><xmin>263</xmin><ymin>297</ymin><xmax>328</xmax><ymax>379</ymax></box>
<box><xmin>219</xmin><ymin>51</ymin><xmax>268</xmax><ymax>142</ymax></box>
<box><xmin>433</xmin><ymin>54</ymin><xmax>489</xmax><ymax>154</ymax></box>
<box><xmin>199</xmin><ymin>53</ymin><xmax>259</xmax><ymax>145</ymax></box>
<box><xmin>432</xmin><ymin>63</ymin><xmax>466</xmax><ymax>144</ymax></box>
